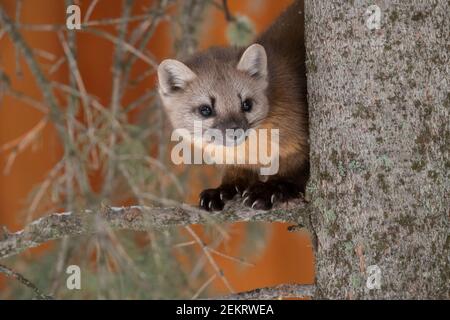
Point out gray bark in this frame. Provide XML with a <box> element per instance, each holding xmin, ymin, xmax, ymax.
<box><xmin>305</xmin><ymin>0</ymin><xmax>449</xmax><ymax>298</ymax></box>
<box><xmin>0</xmin><ymin>199</ymin><xmax>308</xmax><ymax>260</ymax></box>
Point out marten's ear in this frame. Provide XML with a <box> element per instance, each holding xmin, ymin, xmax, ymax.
<box><xmin>237</xmin><ymin>43</ymin><xmax>267</xmax><ymax>79</ymax></box>
<box><xmin>158</xmin><ymin>59</ymin><xmax>197</xmax><ymax>94</ymax></box>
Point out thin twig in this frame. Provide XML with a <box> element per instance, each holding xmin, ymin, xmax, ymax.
<box><xmin>173</xmin><ymin>240</ymin><xmax>196</xmax><ymax>248</ymax></box>
<box><xmin>102</xmin><ymin>0</ymin><xmax>134</xmax><ymax>197</ymax></box>
<box><xmin>4</xmin><ymin>89</ymin><xmax>48</xmax><ymax>113</ymax></box>
<box><xmin>12</xmin><ymin>14</ymin><xmax>159</xmax><ymax>31</ymax></box>
<box><xmin>14</xmin><ymin>0</ymin><xmax>23</xmax><ymax>77</ymax></box>
<box><xmin>0</xmin><ymin>6</ymin><xmax>68</xmax><ymax>143</ymax></box>
<box><xmin>1</xmin><ymin>117</ymin><xmax>48</xmax><ymax>174</ymax></box>
<box><xmin>32</xmin><ymin>48</ymin><xmax>56</xmax><ymax>61</ymax></box>
<box><xmin>27</xmin><ymin>160</ymin><xmax>65</xmax><ymax>222</ymax></box>
<box><xmin>120</xmin><ymin>0</ymin><xmax>172</xmax><ymax>95</ymax></box>
<box><xmin>0</xmin><ymin>5</ymin><xmax>93</xmax><ymax>199</ymax></box>
<box><xmin>192</xmin><ymin>274</ymin><xmax>216</xmax><ymax>299</ymax></box>
<box><xmin>48</xmin><ymin>56</ymin><xmax>66</xmax><ymax>74</ymax></box>
<box><xmin>208</xmin><ymin>247</ymin><xmax>255</xmax><ymax>267</ymax></box>
<box><xmin>185</xmin><ymin>226</ymin><xmax>235</xmax><ymax>294</ymax></box>
<box><xmin>84</xmin><ymin>0</ymin><xmax>100</xmax><ymax>23</ymax></box>
<box><xmin>57</xmin><ymin>30</ymin><xmax>90</xmax><ymax>125</ymax></box>
<box><xmin>87</xmin><ymin>28</ymin><xmax>158</xmax><ymax>68</ymax></box>
<box><xmin>221</xmin><ymin>0</ymin><xmax>236</xmax><ymax>22</ymax></box>
<box><xmin>0</xmin><ymin>263</ymin><xmax>53</xmax><ymax>299</ymax></box>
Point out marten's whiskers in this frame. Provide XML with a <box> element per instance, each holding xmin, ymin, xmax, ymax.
<box><xmin>249</xmin><ymin>118</ymin><xmax>265</xmax><ymax>128</ymax></box>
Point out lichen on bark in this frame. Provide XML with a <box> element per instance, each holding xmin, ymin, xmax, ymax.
<box><xmin>305</xmin><ymin>0</ymin><xmax>449</xmax><ymax>299</ymax></box>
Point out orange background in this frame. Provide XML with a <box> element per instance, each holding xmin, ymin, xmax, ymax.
<box><xmin>0</xmin><ymin>0</ymin><xmax>313</xmax><ymax>297</ymax></box>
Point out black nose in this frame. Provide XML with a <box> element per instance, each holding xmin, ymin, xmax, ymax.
<box><xmin>226</xmin><ymin>127</ymin><xmax>246</xmax><ymax>140</ymax></box>
<box><xmin>215</xmin><ymin>118</ymin><xmax>248</xmax><ymax>133</ymax></box>
<box><xmin>213</xmin><ymin>115</ymin><xmax>249</xmax><ymax>145</ymax></box>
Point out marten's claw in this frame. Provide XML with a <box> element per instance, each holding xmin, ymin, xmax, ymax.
<box><xmin>199</xmin><ymin>184</ymin><xmax>238</xmax><ymax>211</ymax></box>
<box><xmin>270</xmin><ymin>194</ymin><xmax>277</xmax><ymax>204</ymax></box>
<box><xmin>242</xmin><ymin>180</ymin><xmax>301</xmax><ymax>210</ymax></box>
<box><xmin>242</xmin><ymin>185</ymin><xmax>273</xmax><ymax>210</ymax></box>
<box><xmin>199</xmin><ymin>188</ymin><xmax>224</xmax><ymax>211</ymax></box>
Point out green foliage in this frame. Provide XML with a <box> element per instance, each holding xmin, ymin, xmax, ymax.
<box><xmin>226</xmin><ymin>15</ymin><xmax>255</xmax><ymax>46</ymax></box>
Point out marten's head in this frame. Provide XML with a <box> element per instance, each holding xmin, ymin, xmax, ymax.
<box><xmin>157</xmin><ymin>44</ymin><xmax>269</xmax><ymax>146</ymax></box>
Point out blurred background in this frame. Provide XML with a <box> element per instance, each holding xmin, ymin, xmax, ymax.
<box><xmin>0</xmin><ymin>0</ymin><xmax>313</xmax><ymax>299</ymax></box>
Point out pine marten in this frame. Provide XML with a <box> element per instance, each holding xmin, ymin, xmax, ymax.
<box><xmin>157</xmin><ymin>0</ymin><xmax>308</xmax><ymax>211</ymax></box>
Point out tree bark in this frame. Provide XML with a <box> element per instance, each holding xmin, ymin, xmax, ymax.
<box><xmin>305</xmin><ymin>0</ymin><xmax>449</xmax><ymax>299</ymax></box>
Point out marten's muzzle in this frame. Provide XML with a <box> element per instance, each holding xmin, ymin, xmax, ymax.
<box><xmin>213</xmin><ymin>116</ymin><xmax>249</xmax><ymax>146</ymax></box>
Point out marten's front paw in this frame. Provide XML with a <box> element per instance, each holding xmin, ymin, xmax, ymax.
<box><xmin>199</xmin><ymin>184</ymin><xmax>237</xmax><ymax>211</ymax></box>
<box><xmin>242</xmin><ymin>180</ymin><xmax>300</xmax><ymax>210</ymax></box>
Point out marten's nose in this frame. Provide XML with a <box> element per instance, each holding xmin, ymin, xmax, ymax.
<box><xmin>214</xmin><ymin>117</ymin><xmax>248</xmax><ymax>146</ymax></box>
<box><xmin>226</xmin><ymin>127</ymin><xmax>245</xmax><ymax>141</ymax></box>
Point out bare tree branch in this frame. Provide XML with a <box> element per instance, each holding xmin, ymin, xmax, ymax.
<box><xmin>221</xmin><ymin>0</ymin><xmax>236</xmax><ymax>22</ymax></box>
<box><xmin>0</xmin><ymin>6</ymin><xmax>66</xmax><ymax>143</ymax></box>
<box><xmin>175</xmin><ymin>0</ymin><xmax>210</xmax><ymax>58</ymax></box>
<box><xmin>185</xmin><ymin>225</ymin><xmax>235</xmax><ymax>294</ymax></box>
<box><xmin>0</xmin><ymin>4</ymin><xmax>94</xmax><ymax>200</ymax></box>
<box><xmin>215</xmin><ymin>283</ymin><xmax>315</xmax><ymax>300</ymax></box>
<box><xmin>0</xmin><ymin>198</ymin><xmax>309</xmax><ymax>260</ymax></box>
<box><xmin>0</xmin><ymin>263</ymin><xmax>53</xmax><ymax>300</ymax></box>
<box><xmin>102</xmin><ymin>0</ymin><xmax>134</xmax><ymax>197</ymax></box>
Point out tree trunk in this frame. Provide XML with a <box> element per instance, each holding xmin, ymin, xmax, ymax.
<box><xmin>305</xmin><ymin>0</ymin><xmax>449</xmax><ymax>299</ymax></box>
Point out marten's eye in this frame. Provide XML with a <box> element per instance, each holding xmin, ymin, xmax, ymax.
<box><xmin>241</xmin><ymin>98</ymin><xmax>253</xmax><ymax>112</ymax></box>
<box><xmin>199</xmin><ymin>104</ymin><xmax>213</xmax><ymax>118</ymax></box>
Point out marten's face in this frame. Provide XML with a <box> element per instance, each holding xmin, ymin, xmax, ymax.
<box><xmin>158</xmin><ymin>44</ymin><xmax>269</xmax><ymax>146</ymax></box>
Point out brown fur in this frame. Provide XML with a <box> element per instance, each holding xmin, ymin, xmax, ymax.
<box><xmin>213</xmin><ymin>40</ymin><xmax>309</xmax><ymax>178</ymax></box>
<box><xmin>223</xmin><ymin>0</ymin><xmax>308</xmax><ymax>186</ymax></box>
<box><xmin>158</xmin><ymin>0</ymin><xmax>308</xmax><ymax>210</ymax></box>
